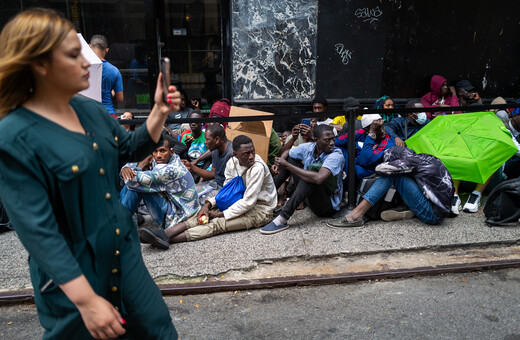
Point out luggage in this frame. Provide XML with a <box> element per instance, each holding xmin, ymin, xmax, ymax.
<box><xmin>356</xmin><ymin>174</ymin><xmax>402</xmax><ymax>220</ymax></box>
<box><xmin>483</xmin><ymin>178</ymin><xmax>520</xmax><ymax>226</ymax></box>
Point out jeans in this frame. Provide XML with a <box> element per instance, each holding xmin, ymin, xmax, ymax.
<box><xmin>275</xmin><ymin>157</ymin><xmax>336</xmax><ymax>220</ymax></box>
<box><xmin>363</xmin><ymin>175</ymin><xmax>441</xmax><ymax>225</ymax></box>
<box><xmin>341</xmin><ymin>151</ymin><xmax>375</xmax><ymax>189</ymax></box>
<box><xmin>120</xmin><ymin>186</ymin><xmax>169</xmax><ymax>229</ymax></box>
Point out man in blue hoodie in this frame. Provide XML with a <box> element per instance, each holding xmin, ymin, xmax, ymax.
<box><xmin>385</xmin><ymin>100</ymin><xmax>430</xmax><ymax>147</ymax></box>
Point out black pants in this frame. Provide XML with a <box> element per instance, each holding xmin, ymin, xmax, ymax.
<box><xmin>275</xmin><ymin>157</ymin><xmax>336</xmax><ymax>220</ymax></box>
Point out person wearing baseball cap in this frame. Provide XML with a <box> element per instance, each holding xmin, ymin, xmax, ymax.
<box><xmin>335</xmin><ymin>113</ymin><xmax>395</xmax><ymax>185</ymax></box>
<box><xmin>455</xmin><ymin>79</ymin><xmax>482</xmax><ymax>107</ymax></box>
<box><xmin>330</xmin><ymin>97</ymin><xmax>362</xmax><ymax>133</ymax></box>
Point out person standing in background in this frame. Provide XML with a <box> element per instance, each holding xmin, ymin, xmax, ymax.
<box><xmin>90</xmin><ymin>34</ymin><xmax>124</xmax><ymax>117</ymax></box>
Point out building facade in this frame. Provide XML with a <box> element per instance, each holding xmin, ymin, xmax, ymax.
<box><xmin>1</xmin><ymin>1</ymin><xmax>519</xmax><ymax>120</ymax></box>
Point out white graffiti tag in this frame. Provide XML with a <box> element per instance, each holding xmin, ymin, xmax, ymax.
<box><xmin>354</xmin><ymin>6</ymin><xmax>383</xmax><ymax>24</ymax></box>
<box><xmin>335</xmin><ymin>43</ymin><xmax>353</xmax><ymax>65</ymax></box>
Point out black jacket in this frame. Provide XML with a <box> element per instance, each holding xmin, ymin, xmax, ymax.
<box><xmin>376</xmin><ymin>146</ymin><xmax>454</xmax><ymax>216</ymax></box>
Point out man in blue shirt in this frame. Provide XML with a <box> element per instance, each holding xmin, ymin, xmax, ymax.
<box><xmin>261</xmin><ymin>125</ymin><xmax>344</xmax><ymax>234</ymax></box>
<box><xmin>90</xmin><ymin>34</ymin><xmax>124</xmax><ymax>115</ymax></box>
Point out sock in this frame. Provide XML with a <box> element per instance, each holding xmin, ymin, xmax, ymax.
<box><xmin>273</xmin><ymin>215</ymin><xmax>288</xmax><ymax>226</ymax></box>
<box><xmin>472</xmin><ymin>190</ymin><xmax>482</xmax><ymax>197</ymax></box>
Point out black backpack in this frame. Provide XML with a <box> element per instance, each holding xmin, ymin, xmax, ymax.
<box><xmin>483</xmin><ymin>178</ymin><xmax>520</xmax><ymax>226</ymax></box>
<box><xmin>356</xmin><ymin>174</ymin><xmax>403</xmax><ymax>220</ymax></box>
<box><xmin>0</xmin><ymin>198</ymin><xmax>13</xmax><ymax>233</ymax></box>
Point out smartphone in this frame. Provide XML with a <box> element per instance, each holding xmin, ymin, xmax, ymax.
<box><xmin>160</xmin><ymin>57</ymin><xmax>171</xmax><ymax>103</ymax></box>
<box><xmin>301</xmin><ymin>118</ymin><xmax>311</xmax><ymax>126</ymax></box>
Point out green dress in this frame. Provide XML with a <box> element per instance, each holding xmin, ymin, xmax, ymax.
<box><xmin>0</xmin><ymin>97</ymin><xmax>177</xmax><ymax>339</ymax></box>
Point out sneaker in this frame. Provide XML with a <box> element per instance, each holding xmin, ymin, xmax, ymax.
<box><xmin>138</xmin><ymin>228</ymin><xmax>170</xmax><ymax>250</ymax></box>
<box><xmin>375</xmin><ymin>163</ymin><xmax>413</xmax><ymax>175</ymax></box>
<box><xmin>451</xmin><ymin>194</ymin><xmax>461</xmax><ymax>216</ymax></box>
<box><xmin>463</xmin><ymin>192</ymin><xmax>481</xmax><ymax>213</ymax></box>
<box><xmin>381</xmin><ymin>209</ymin><xmax>414</xmax><ymax>222</ymax></box>
<box><xmin>260</xmin><ymin>221</ymin><xmax>289</xmax><ymax>234</ymax></box>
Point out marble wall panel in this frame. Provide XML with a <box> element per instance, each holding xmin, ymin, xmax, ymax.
<box><xmin>231</xmin><ymin>0</ymin><xmax>317</xmax><ymax>100</ymax></box>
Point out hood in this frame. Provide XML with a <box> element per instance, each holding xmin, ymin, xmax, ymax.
<box><xmin>430</xmin><ymin>75</ymin><xmax>447</xmax><ymax>94</ymax></box>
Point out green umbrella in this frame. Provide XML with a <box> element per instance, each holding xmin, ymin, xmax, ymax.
<box><xmin>405</xmin><ymin>112</ymin><xmax>517</xmax><ymax>184</ymax></box>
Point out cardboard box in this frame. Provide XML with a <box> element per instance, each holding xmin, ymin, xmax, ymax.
<box><xmin>76</xmin><ymin>33</ymin><xmax>102</xmax><ymax>102</ymax></box>
<box><xmin>226</xmin><ymin>107</ymin><xmax>274</xmax><ymax>163</ymax></box>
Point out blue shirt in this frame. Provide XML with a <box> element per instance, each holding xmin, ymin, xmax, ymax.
<box><xmin>289</xmin><ymin>143</ymin><xmax>345</xmax><ymax>211</ymax></box>
<box><xmin>101</xmin><ymin>60</ymin><xmax>123</xmax><ymax>114</ymax></box>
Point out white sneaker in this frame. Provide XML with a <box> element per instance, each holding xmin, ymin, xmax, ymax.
<box><xmin>451</xmin><ymin>194</ymin><xmax>461</xmax><ymax>216</ymax></box>
<box><xmin>463</xmin><ymin>192</ymin><xmax>481</xmax><ymax>213</ymax></box>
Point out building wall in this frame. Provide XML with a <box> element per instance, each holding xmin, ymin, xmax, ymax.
<box><xmin>231</xmin><ymin>0</ymin><xmax>317</xmax><ymax>100</ymax></box>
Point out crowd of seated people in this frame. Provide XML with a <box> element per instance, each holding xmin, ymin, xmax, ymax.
<box><xmin>116</xmin><ymin>81</ymin><xmax>520</xmax><ymax>249</ymax></box>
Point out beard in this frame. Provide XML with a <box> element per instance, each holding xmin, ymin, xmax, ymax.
<box><xmin>376</xmin><ymin>125</ymin><xmax>386</xmax><ymax>140</ymax></box>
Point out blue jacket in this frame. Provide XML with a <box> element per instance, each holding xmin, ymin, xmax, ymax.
<box><xmin>335</xmin><ymin>129</ymin><xmax>395</xmax><ymax>177</ymax></box>
<box><xmin>385</xmin><ymin>116</ymin><xmax>430</xmax><ymax>141</ymax></box>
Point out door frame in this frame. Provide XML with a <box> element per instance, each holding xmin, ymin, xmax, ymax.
<box><xmin>145</xmin><ymin>0</ymin><xmax>232</xmax><ymax>109</ymax></box>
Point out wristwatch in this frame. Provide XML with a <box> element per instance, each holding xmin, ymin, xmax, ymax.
<box><xmin>368</xmin><ymin>132</ymin><xmax>377</xmax><ymax>140</ymax></box>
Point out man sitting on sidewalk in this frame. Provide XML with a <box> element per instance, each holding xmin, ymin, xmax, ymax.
<box><xmin>138</xmin><ymin>135</ymin><xmax>277</xmax><ymax>249</ymax></box>
<box><xmin>120</xmin><ymin>133</ymin><xmax>200</xmax><ymax>230</ymax></box>
<box><xmin>385</xmin><ymin>100</ymin><xmax>430</xmax><ymax>147</ymax></box>
<box><xmin>181</xmin><ymin>111</ymin><xmax>211</xmax><ymax>180</ymax></box>
<box><xmin>260</xmin><ymin>125</ymin><xmax>344</xmax><ymax>234</ymax></box>
<box><xmin>181</xmin><ymin>123</ymin><xmax>234</xmax><ymax>190</ymax></box>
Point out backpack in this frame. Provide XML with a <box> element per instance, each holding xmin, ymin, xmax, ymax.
<box><xmin>483</xmin><ymin>178</ymin><xmax>520</xmax><ymax>226</ymax></box>
<box><xmin>209</xmin><ymin>98</ymin><xmax>231</xmax><ymax>127</ymax></box>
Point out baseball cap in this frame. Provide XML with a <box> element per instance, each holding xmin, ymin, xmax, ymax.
<box><xmin>455</xmin><ymin>80</ymin><xmax>476</xmax><ymax>91</ymax></box>
<box><xmin>361</xmin><ymin>114</ymin><xmax>382</xmax><ymax>128</ymax></box>
<box><xmin>343</xmin><ymin>97</ymin><xmax>360</xmax><ymax>110</ymax></box>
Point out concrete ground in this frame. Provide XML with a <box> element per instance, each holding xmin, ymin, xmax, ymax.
<box><xmin>1</xmin><ymin>203</ymin><xmax>520</xmax><ymax>292</ymax></box>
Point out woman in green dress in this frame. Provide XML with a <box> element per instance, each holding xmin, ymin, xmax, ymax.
<box><xmin>0</xmin><ymin>8</ymin><xmax>180</xmax><ymax>339</ymax></box>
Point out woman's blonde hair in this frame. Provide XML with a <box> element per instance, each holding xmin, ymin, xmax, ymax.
<box><xmin>0</xmin><ymin>8</ymin><xmax>74</xmax><ymax>118</ymax></box>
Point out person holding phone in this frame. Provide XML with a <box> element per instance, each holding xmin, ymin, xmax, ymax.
<box><xmin>0</xmin><ymin>9</ymin><xmax>180</xmax><ymax>339</ymax></box>
<box><xmin>278</xmin><ymin>112</ymin><xmax>315</xmax><ymax>156</ymax></box>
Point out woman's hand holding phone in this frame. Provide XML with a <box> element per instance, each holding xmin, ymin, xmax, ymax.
<box><xmin>154</xmin><ymin>73</ymin><xmax>181</xmax><ymax>114</ymax></box>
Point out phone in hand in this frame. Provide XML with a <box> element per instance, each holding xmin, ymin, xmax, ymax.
<box><xmin>301</xmin><ymin>118</ymin><xmax>311</xmax><ymax>126</ymax></box>
<box><xmin>160</xmin><ymin>57</ymin><xmax>171</xmax><ymax>103</ymax></box>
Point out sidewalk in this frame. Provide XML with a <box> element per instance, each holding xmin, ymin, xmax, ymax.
<box><xmin>2</xmin><ymin>206</ymin><xmax>520</xmax><ymax>293</ymax></box>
